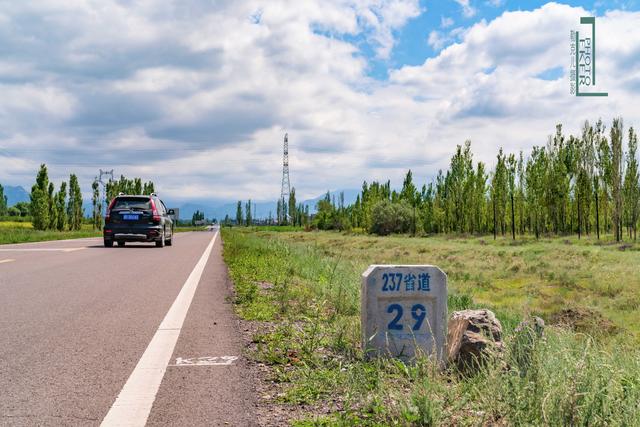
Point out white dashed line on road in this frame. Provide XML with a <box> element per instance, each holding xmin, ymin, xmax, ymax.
<box><xmin>101</xmin><ymin>230</ymin><xmax>219</xmax><ymax>427</ymax></box>
<box><xmin>0</xmin><ymin>259</ymin><xmax>15</xmax><ymax>264</ymax></box>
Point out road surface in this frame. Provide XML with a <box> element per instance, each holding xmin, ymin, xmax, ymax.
<box><xmin>0</xmin><ymin>229</ymin><xmax>257</xmax><ymax>426</ymax></box>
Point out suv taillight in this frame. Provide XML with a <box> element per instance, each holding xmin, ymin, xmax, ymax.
<box><xmin>150</xmin><ymin>198</ymin><xmax>161</xmax><ymax>223</ymax></box>
<box><xmin>105</xmin><ymin>198</ymin><xmax>116</xmax><ymax>223</ymax></box>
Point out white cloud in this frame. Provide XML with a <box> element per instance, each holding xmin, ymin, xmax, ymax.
<box><xmin>441</xmin><ymin>16</ymin><xmax>454</xmax><ymax>28</ymax></box>
<box><xmin>0</xmin><ymin>1</ymin><xmax>639</xmax><ymax>207</ymax></box>
<box><xmin>454</xmin><ymin>0</ymin><xmax>477</xmax><ymax>18</ymax></box>
<box><xmin>428</xmin><ymin>31</ymin><xmax>447</xmax><ymax>50</ymax></box>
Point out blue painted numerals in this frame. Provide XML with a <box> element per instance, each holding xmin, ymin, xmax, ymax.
<box><xmin>386</xmin><ymin>303</ymin><xmax>427</xmax><ymax>331</ymax></box>
<box><xmin>381</xmin><ymin>273</ymin><xmax>402</xmax><ymax>291</ymax></box>
<box><xmin>381</xmin><ymin>272</ymin><xmax>430</xmax><ymax>292</ymax></box>
<box><xmin>387</xmin><ymin>304</ymin><xmax>403</xmax><ymax>330</ymax></box>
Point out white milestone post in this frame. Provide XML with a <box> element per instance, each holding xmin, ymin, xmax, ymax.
<box><xmin>361</xmin><ymin>265</ymin><xmax>447</xmax><ymax>361</ymax></box>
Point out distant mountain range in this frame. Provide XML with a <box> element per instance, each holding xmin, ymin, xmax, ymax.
<box><xmin>3</xmin><ymin>185</ymin><xmax>30</xmax><ymax>206</ymax></box>
<box><xmin>2</xmin><ymin>185</ymin><xmax>361</xmax><ymax>220</ymax></box>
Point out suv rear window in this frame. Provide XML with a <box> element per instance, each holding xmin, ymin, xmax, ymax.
<box><xmin>112</xmin><ymin>197</ymin><xmax>151</xmax><ymax>210</ymax></box>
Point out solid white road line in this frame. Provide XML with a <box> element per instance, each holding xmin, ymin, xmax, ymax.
<box><xmin>0</xmin><ymin>259</ymin><xmax>15</xmax><ymax>264</ymax></box>
<box><xmin>101</xmin><ymin>230</ymin><xmax>218</xmax><ymax>427</ymax></box>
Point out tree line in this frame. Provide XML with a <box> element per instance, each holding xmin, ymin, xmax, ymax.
<box><xmin>192</xmin><ymin>210</ymin><xmax>205</xmax><ymax>225</ymax></box>
<box><xmin>315</xmin><ymin>118</ymin><xmax>639</xmax><ymax>240</ymax></box>
<box><xmin>232</xmin><ymin>188</ymin><xmax>311</xmax><ymax>227</ymax></box>
<box><xmin>4</xmin><ymin>164</ymin><xmax>156</xmax><ymax>231</ymax></box>
<box><xmin>29</xmin><ymin>164</ymin><xmax>83</xmax><ymax>231</ymax></box>
<box><xmin>91</xmin><ymin>176</ymin><xmax>155</xmax><ymax>229</ymax></box>
<box><xmin>0</xmin><ymin>184</ymin><xmax>7</xmax><ymax>217</ymax></box>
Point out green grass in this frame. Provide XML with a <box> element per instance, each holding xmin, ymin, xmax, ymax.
<box><xmin>222</xmin><ymin>228</ymin><xmax>640</xmax><ymax>425</ymax></box>
<box><xmin>0</xmin><ymin>216</ymin><xmax>32</xmax><ymax>223</ymax></box>
<box><xmin>174</xmin><ymin>225</ymin><xmax>208</xmax><ymax>232</ymax></box>
<box><xmin>0</xmin><ymin>222</ymin><xmax>101</xmax><ymax>244</ymax></box>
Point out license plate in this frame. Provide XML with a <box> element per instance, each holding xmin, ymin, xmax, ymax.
<box><xmin>123</xmin><ymin>214</ymin><xmax>139</xmax><ymax>221</ymax></box>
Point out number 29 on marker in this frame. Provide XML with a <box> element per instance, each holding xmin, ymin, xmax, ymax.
<box><xmin>386</xmin><ymin>303</ymin><xmax>427</xmax><ymax>331</ymax></box>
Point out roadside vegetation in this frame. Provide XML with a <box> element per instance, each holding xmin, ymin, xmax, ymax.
<box><xmin>174</xmin><ymin>225</ymin><xmax>209</xmax><ymax>232</ymax></box>
<box><xmin>222</xmin><ymin>227</ymin><xmax>640</xmax><ymax>425</ymax></box>
<box><xmin>235</xmin><ymin>119</ymin><xmax>640</xmax><ymax>247</ymax></box>
<box><xmin>0</xmin><ymin>164</ymin><xmax>163</xmax><ymax>245</ymax></box>
<box><xmin>0</xmin><ymin>221</ymin><xmax>100</xmax><ymax>244</ymax></box>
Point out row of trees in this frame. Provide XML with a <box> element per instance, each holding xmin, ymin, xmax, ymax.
<box><xmin>8</xmin><ymin>165</ymin><xmax>158</xmax><ymax>231</ymax></box>
<box><xmin>192</xmin><ymin>210</ymin><xmax>205</xmax><ymax>225</ymax></box>
<box><xmin>0</xmin><ymin>184</ymin><xmax>7</xmax><ymax>216</ymax></box>
<box><xmin>314</xmin><ymin>118</ymin><xmax>640</xmax><ymax>240</ymax></box>
<box><xmin>91</xmin><ymin>175</ymin><xmax>155</xmax><ymax>229</ymax></box>
<box><xmin>233</xmin><ymin>187</ymin><xmax>311</xmax><ymax>227</ymax></box>
<box><xmin>30</xmin><ymin>164</ymin><xmax>83</xmax><ymax>231</ymax></box>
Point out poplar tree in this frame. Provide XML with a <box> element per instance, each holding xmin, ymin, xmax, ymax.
<box><xmin>30</xmin><ymin>164</ymin><xmax>50</xmax><ymax>230</ymax></box>
<box><xmin>611</xmin><ymin>118</ymin><xmax>624</xmax><ymax>241</ymax></box>
<box><xmin>67</xmin><ymin>174</ymin><xmax>83</xmax><ymax>231</ymax></box>
<box><xmin>55</xmin><ymin>182</ymin><xmax>67</xmax><ymax>231</ymax></box>
<box><xmin>492</xmin><ymin>149</ymin><xmax>508</xmax><ymax>236</ymax></box>
<box><xmin>143</xmin><ymin>181</ymin><xmax>154</xmax><ymax>195</ymax></box>
<box><xmin>288</xmin><ymin>188</ymin><xmax>297</xmax><ymax>226</ymax></box>
<box><xmin>516</xmin><ymin>152</ymin><xmax>525</xmax><ymax>235</ymax></box>
<box><xmin>507</xmin><ymin>153</ymin><xmax>517</xmax><ymax>239</ymax></box>
<box><xmin>624</xmin><ymin>127</ymin><xmax>639</xmax><ymax>240</ymax></box>
<box><xmin>48</xmin><ymin>182</ymin><xmax>57</xmax><ymax>230</ymax></box>
<box><xmin>91</xmin><ymin>180</ymin><xmax>101</xmax><ymax>230</ymax></box>
<box><xmin>0</xmin><ymin>184</ymin><xmax>7</xmax><ymax>216</ymax></box>
<box><xmin>236</xmin><ymin>201</ymin><xmax>243</xmax><ymax>226</ymax></box>
<box><xmin>245</xmin><ymin>199</ymin><xmax>252</xmax><ymax>226</ymax></box>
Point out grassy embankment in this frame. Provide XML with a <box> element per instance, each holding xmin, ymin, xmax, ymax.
<box><xmin>222</xmin><ymin>227</ymin><xmax>640</xmax><ymax>425</ymax></box>
<box><xmin>0</xmin><ymin>220</ymin><xmax>206</xmax><ymax>245</ymax></box>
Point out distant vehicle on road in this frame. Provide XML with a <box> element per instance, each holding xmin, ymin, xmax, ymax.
<box><xmin>103</xmin><ymin>193</ymin><xmax>174</xmax><ymax>248</ymax></box>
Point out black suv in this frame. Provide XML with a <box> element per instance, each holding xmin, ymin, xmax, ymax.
<box><xmin>103</xmin><ymin>193</ymin><xmax>174</xmax><ymax>248</ymax></box>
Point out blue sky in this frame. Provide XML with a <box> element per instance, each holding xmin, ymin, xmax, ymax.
<box><xmin>0</xmin><ymin>1</ymin><xmax>639</xmax><ymax>203</ymax></box>
<box><xmin>351</xmin><ymin>0</ymin><xmax>639</xmax><ymax>79</ymax></box>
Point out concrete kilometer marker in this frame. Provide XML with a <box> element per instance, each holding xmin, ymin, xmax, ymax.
<box><xmin>101</xmin><ymin>231</ymin><xmax>219</xmax><ymax>427</ymax></box>
<box><xmin>361</xmin><ymin>265</ymin><xmax>447</xmax><ymax>361</ymax></box>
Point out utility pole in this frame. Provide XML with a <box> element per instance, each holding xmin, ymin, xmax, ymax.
<box><xmin>280</xmin><ymin>133</ymin><xmax>291</xmax><ymax>224</ymax></box>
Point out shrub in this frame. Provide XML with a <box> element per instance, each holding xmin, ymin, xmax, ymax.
<box><xmin>370</xmin><ymin>200</ymin><xmax>413</xmax><ymax>235</ymax></box>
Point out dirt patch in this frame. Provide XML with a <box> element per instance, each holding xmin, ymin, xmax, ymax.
<box><xmin>550</xmin><ymin>307</ymin><xmax>619</xmax><ymax>336</ymax></box>
<box><xmin>256</xmin><ymin>281</ymin><xmax>275</xmax><ymax>290</ymax></box>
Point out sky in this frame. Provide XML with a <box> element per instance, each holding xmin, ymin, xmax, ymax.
<box><xmin>0</xmin><ymin>0</ymin><xmax>639</xmax><ymax>203</ymax></box>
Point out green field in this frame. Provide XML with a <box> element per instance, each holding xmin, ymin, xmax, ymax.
<box><xmin>222</xmin><ymin>227</ymin><xmax>640</xmax><ymax>425</ymax></box>
<box><xmin>0</xmin><ymin>221</ymin><xmax>101</xmax><ymax>244</ymax></box>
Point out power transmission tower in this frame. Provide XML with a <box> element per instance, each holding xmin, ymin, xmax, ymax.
<box><xmin>280</xmin><ymin>133</ymin><xmax>291</xmax><ymax>224</ymax></box>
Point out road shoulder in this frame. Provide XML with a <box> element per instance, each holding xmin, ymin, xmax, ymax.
<box><xmin>147</xmin><ymin>233</ymin><xmax>258</xmax><ymax>426</ymax></box>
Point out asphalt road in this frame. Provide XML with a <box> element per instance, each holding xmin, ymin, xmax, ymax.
<box><xmin>0</xmin><ymin>229</ymin><xmax>257</xmax><ymax>426</ymax></box>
